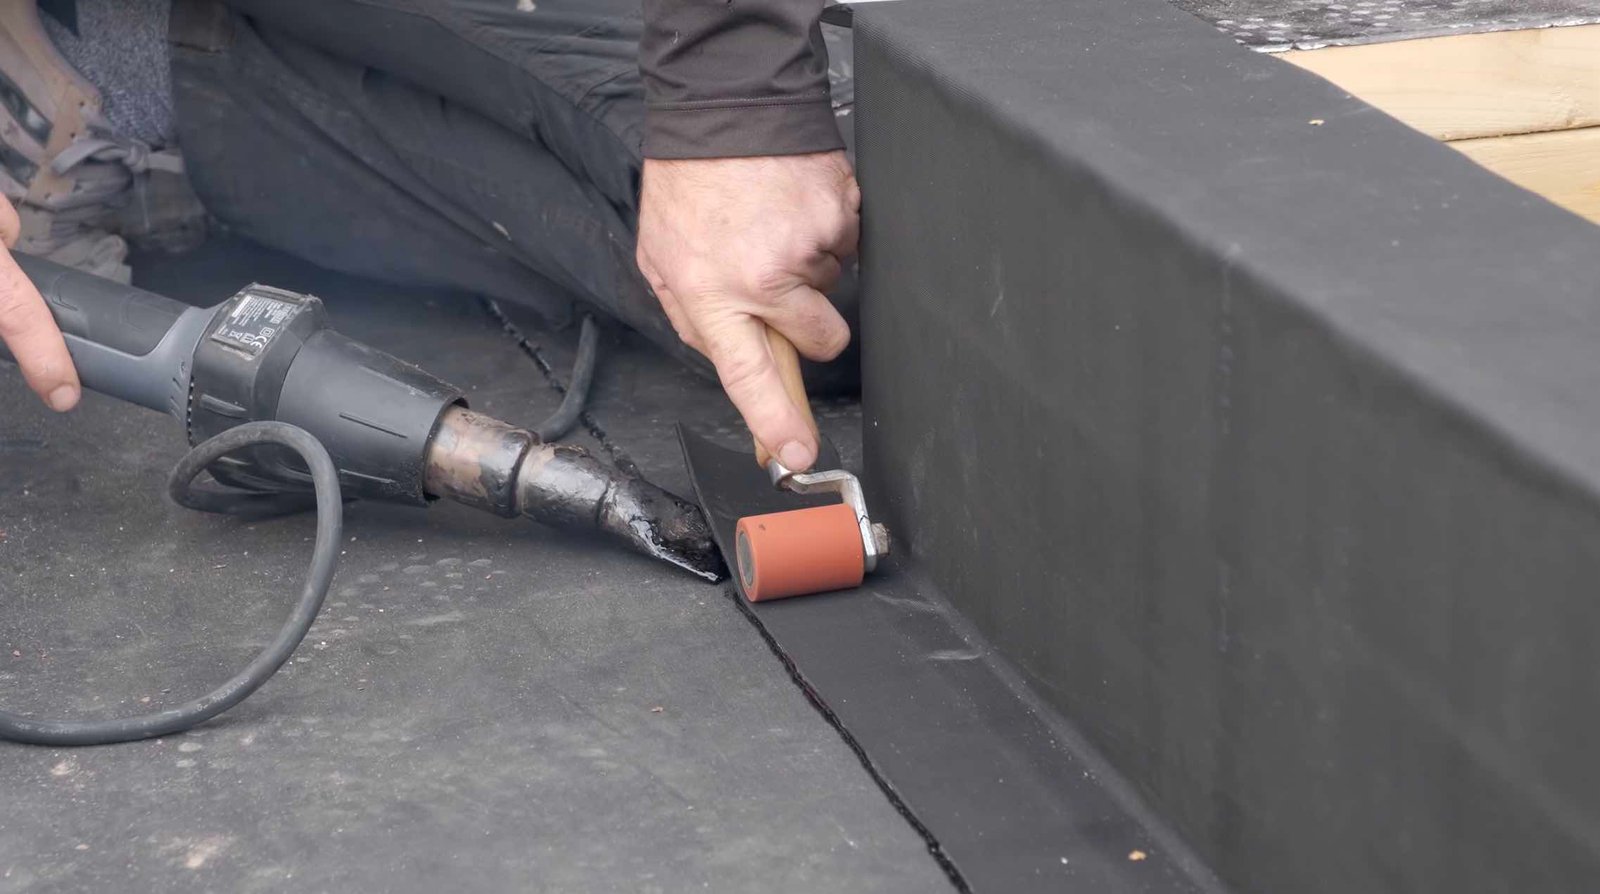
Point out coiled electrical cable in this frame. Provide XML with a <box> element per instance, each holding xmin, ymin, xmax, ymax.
<box><xmin>0</xmin><ymin>422</ymin><xmax>342</xmax><ymax>746</ymax></box>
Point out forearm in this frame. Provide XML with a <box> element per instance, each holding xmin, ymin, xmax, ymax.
<box><xmin>639</xmin><ymin>0</ymin><xmax>844</xmax><ymax>158</ymax></box>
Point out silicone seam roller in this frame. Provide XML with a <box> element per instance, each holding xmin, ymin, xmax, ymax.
<box><xmin>734</xmin><ymin>462</ymin><xmax>893</xmax><ymax>602</ymax></box>
<box><xmin>729</xmin><ymin>326</ymin><xmax>894</xmax><ymax>602</ymax></box>
<box><xmin>764</xmin><ymin>460</ymin><xmax>892</xmax><ymax>574</ymax></box>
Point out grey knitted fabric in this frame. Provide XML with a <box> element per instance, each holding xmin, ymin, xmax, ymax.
<box><xmin>42</xmin><ymin>0</ymin><xmax>174</xmax><ymax>146</ymax></box>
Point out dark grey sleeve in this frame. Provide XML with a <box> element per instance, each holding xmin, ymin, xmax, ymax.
<box><xmin>640</xmin><ymin>0</ymin><xmax>845</xmax><ymax>159</ymax></box>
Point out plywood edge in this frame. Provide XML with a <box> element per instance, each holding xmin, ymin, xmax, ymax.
<box><xmin>1281</xmin><ymin>24</ymin><xmax>1600</xmax><ymax>141</ymax></box>
<box><xmin>1449</xmin><ymin>125</ymin><xmax>1600</xmax><ymax>225</ymax></box>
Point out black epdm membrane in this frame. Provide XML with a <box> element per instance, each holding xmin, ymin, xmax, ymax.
<box><xmin>858</xmin><ymin>1</ymin><xmax>1600</xmax><ymax>893</ymax></box>
<box><xmin>680</xmin><ymin>430</ymin><xmax>1221</xmax><ymax>893</ymax></box>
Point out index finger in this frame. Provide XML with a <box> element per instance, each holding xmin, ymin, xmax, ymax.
<box><xmin>704</xmin><ymin>315</ymin><xmax>820</xmax><ymax>472</ymax></box>
<box><xmin>0</xmin><ymin>247</ymin><xmax>80</xmax><ymax>411</ymax></box>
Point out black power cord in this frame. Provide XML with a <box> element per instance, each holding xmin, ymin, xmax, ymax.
<box><xmin>535</xmin><ymin>313</ymin><xmax>600</xmax><ymax>442</ymax></box>
<box><xmin>0</xmin><ymin>422</ymin><xmax>342</xmax><ymax>746</ymax></box>
<box><xmin>481</xmin><ymin>299</ymin><xmax>602</xmax><ymax>443</ymax></box>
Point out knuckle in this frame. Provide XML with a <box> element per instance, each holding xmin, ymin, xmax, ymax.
<box><xmin>668</xmin><ymin>318</ymin><xmax>702</xmax><ymax>352</ymax></box>
<box><xmin>0</xmin><ymin>285</ymin><xmax>42</xmax><ymax>337</ymax></box>
<box><xmin>750</xmin><ymin>265</ymin><xmax>798</xmax><ymax>299</ymax></box>
<box><xmin>643</xmin><ymin>269</ymin><xmax>668</xmax><ymax>297</ymax></box>
<box><xmin>817</xmin><ymin>253</ymin><xmax>843</xmax><ymax>282</ymax></box>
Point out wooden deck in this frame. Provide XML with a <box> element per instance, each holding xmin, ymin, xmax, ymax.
<box><xmin>1282</xmin><ymin>24</ymin><xmax>1600</xmax><ymax>224</ymax></box>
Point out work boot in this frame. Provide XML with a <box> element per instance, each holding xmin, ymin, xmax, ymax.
<box><xmin>0</xmin><ymin>0</ymin><xmax>199</xmax><ymax>282</ymax></box>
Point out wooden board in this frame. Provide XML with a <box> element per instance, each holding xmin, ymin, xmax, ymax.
<box><xmin>1282</xmin><ymin>24</ymin><xmax>1600</xmax><ymax>141</ymax></box>
<box><xmin>1281</xmin><ymin>24</ymin><xmax>1600</xmax><ymax>225</ymax></box>
<box><xmin>1449</xmin><ymin>125</ymin><xmax>1600</xmax><ymax>224</ymax></box>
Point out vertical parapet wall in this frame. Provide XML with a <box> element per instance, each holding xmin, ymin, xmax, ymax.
<box><xmin>856</xmin><ymin>2</ymin><xmax>1600</xmax><ymax>893</ymax></box>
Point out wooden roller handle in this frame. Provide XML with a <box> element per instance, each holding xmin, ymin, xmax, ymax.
<box><xmin>754</xmin><ymin>327</ymin><xmax>821</xmax><ymax>468</ymax></box>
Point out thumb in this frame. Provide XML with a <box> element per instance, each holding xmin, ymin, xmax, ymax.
<box><xmin>705</xmin><ymin>316</ymin><xmax>819</xmax><ymax>471</ymax></box>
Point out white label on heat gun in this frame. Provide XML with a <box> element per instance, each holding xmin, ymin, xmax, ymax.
<box><xmin>210</xmin><ymin>294</ymin><xmax>304</xmax><ymax>357</ymax></box>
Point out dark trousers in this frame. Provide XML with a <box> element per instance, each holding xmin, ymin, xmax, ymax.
<box><xmin>169</xmin><ymin>0</ymin><xmax>858</xmax><ymax>390</ymax></box>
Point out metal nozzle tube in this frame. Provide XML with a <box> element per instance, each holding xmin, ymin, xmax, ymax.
<box><xmin>424</xmin><ymin>407</ymin><xmax>725</xmax><ymax>581</ymax></box>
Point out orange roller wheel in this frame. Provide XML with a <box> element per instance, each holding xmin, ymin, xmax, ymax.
<box><xmin>735</xmin><ymin>503</ymin><xmax>865</xmax><ymax>602</ymax></box>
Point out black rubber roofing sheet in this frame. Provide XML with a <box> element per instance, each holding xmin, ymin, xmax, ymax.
<box><xmin>680</xmin><ymin>430</ymin><xmax>1224</xmax><ymax>893</ymax></box>
<box><xmin>855</xmin><ymin>0</ymin><xmax>1600</xmax><ymax>892</ymax></box>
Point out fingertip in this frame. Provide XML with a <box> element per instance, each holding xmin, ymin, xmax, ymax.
<box><xmin>772</xmin><ymin>287</ymin><xmax>852</xmax><ymax>363</ymax></box>
<box><xmin>47</xmin><ymin>383</ymin><xmax>79</xmax><ymax>412</ymax></box>
<box><xmin>819</xmin><ymin>318</ymin><xmax>851</xmax><ymax>361</ymax></box>
<box><xmin>777</xmin><ymin>440</ymin><xmax>816</xmax><ymax>472</ymax></box>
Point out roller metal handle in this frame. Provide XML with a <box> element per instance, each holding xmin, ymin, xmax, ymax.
<box><xmin>753</xmin><ymin>327</ymin><xmax>821</xmax><ymax>468</ymax></box>
<box><xmin>1</xmin><ymin>253</ymin><xmax>215</xmax><ymax>417</ymax></box>
<box><xmin>749</xmin><ymin>328</ymin><xmax>890</xmax><ymax>574</ymax></box>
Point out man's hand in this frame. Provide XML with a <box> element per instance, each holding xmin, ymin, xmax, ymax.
<box><xmin>637</xmin><ymin>150</ymin><xmax>859</xmax><ymax>472</ymax></box>
<box><xmin>0</xmin><ymin>199</ymin><xmax>78</xmax><ymax>411</ymax></box>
